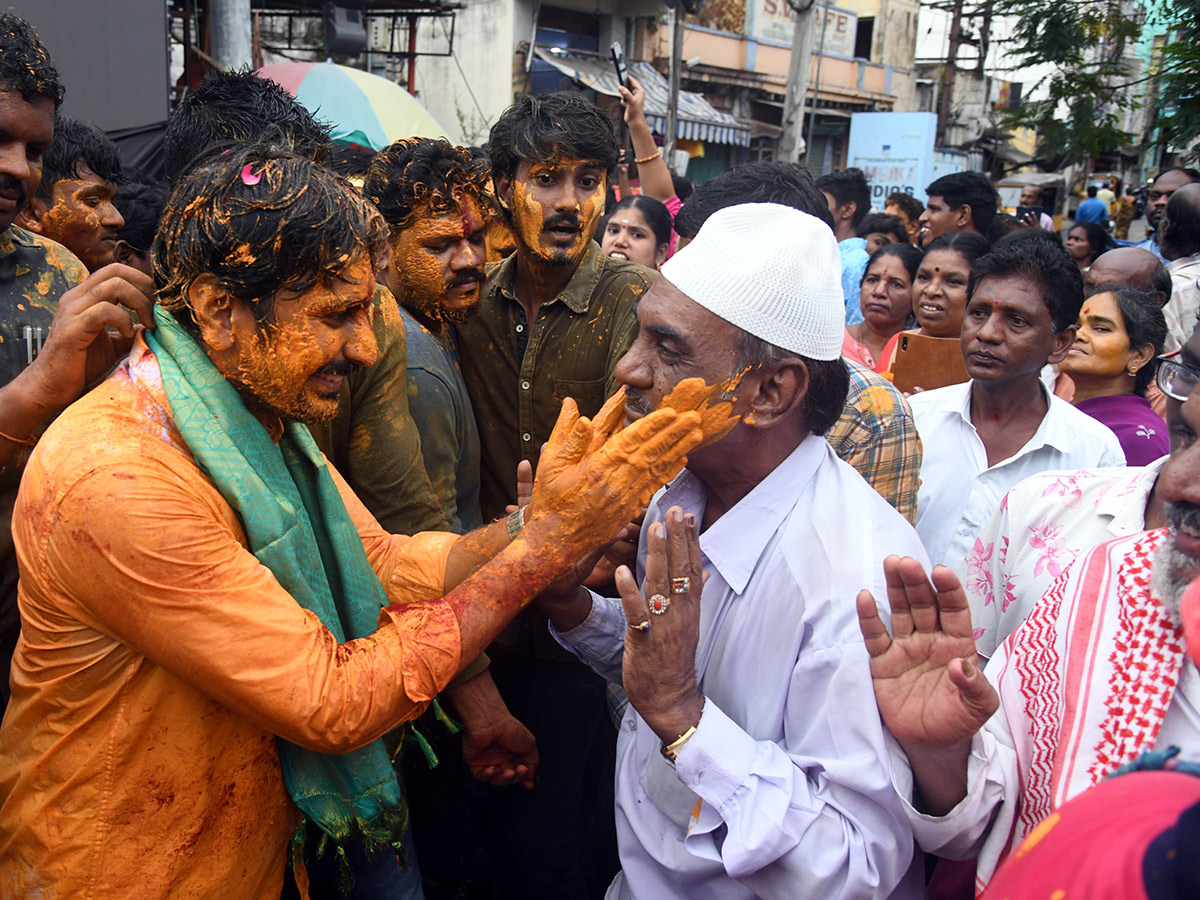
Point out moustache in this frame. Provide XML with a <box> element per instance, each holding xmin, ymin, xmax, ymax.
<box><xmin>449</xmin><ymin>269</ymin><xmax>485</xmax><ymax>288</ymax></box>
<box><xmin>543</xmin><ymin>213</ymin><xmax>581</xmax><ymax>232</ymax></box>
<box><xmin>317</xmin><ymin>359</ymin><xmax>358</xmax><ymax>378</ymax></box>
<box><xmin>1166</xmin><ymin>501</ymin><xmax>1200</xmax><ymax>534</ymax></box>
<box><xmin>0</xmin><ymin>175</ymin><xmax>27</xmax><ymax>205</ymax></box>
<box><xmin>624</xmin><ymin>388</ymin><xmax>654</xmax><ymax>416</ymax></box>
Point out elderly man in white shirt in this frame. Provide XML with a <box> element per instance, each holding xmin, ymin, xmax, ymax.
<box><xmin>963</xmin><ymin>319</ymin><xmax>1200</xmax><ymax>659</ymax></box>
<box><xmin>535</xmin><ymin>203</ymin><xmax>927</xmax><ymax>900</ymax></box>
<box><xmin>856</xmin><ymin>362</ymin><xmax>1200</xmax><ymax>891</ymax></box>
<box><xmin>909</xmin><ymin>237</ymin><xmax>1126</xmax><ymax>573</ymax></box>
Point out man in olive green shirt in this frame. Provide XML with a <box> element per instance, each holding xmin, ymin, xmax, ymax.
<box><xmin>455</xmin><ymin>91</ymin><xmax>650</xmax><ymax>899</ymax></box>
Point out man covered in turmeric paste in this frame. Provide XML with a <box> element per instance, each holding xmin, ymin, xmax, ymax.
<box><xmin>0</xmin><ymin>145</ymin><xmax>712</xmax><ymax>900</ymax></box>
<box><xmin>454</xmin><ymin>91</ymin><xmax>654</xmax><ymax>896</ymax></box>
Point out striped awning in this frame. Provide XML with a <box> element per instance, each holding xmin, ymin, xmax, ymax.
<box><xmin>533</xmin><ymin>48</ymin><xmax>751</xmax><ymax>148</ymax></box>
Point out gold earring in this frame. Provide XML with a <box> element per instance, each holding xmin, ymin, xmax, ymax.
<box><xmin>1128</xmin><ymin>366</ymin><xmax>1139</xmax><ymax>377</ymax></box>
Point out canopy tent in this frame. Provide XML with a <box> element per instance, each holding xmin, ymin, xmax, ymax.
<box><xmin>532</xmin><ymin>48</ymin><xmax>750</xmax><ymax>148</ymax></box>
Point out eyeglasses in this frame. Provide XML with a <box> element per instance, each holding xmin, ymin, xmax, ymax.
<box><xmin>1156</xmin><ymin>353</ymin><xmax>1200</xmax><ymax>402</ymax></box>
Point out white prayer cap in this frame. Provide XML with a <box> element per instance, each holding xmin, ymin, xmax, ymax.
<box><xmin>660</xmin><ymin>202</ymin><xmax>844</xmax><ymax>361</ymax></box>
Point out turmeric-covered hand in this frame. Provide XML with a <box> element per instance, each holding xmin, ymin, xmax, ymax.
<box><xmin>524</xmin><ymin>396</ymin><xmax>703</xmax><ymax>565</ymax></box>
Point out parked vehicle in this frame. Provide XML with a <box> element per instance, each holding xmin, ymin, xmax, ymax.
<box><xmin>995</xmin><ymin>173</ymin><xmax>1067</xmax><ymax>233</ymax></box>
<box><xmin>1069</xmin><ymin>172</ymin><xmax>1121</xmax><ymax>217</ymax></box>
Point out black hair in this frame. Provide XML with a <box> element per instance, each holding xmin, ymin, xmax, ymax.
<box><xmin>0</xmin><ymin>14</ymin><xmax>64</xmax><ymax>108</ymax></box>
<box><xmin>922</xmin><ymin>231</ymin><xmax>992</xmax><ymax>268</ymax></box>
<box><xmin>1086</xmin><ymin>184</ymin><xmax>1098</xmax><ymax>197</ymax></box>
<box><xmin>363</xmin><ymin>137</ymin><xmax>492</xmax><ymax>232</ymax></box>
<box><xmin>863</xmin><ymin>241</ymin><xmax>923</xmax><ymax>285</ymax></box>
<box><xmin>1152</xmin><ymin>259</ymin><xmax>1173</xmax><ymax>306</ymax></box>
<box><xmin>487</xmin><ymin>91</ymin><xmax>619</xmax><ymax>186</ymax></box>
<box><xmin>672</xmin><ymin>174</ymin><xmax>694</xmax><ymax>202</ymax></box>
<box><xmin>992</xmin><ymin>225</ymin><xmax>1064</xmax><ymax>251</ymax></box>
<box><xmin>330</xmin><ymin>145</ymin><xmax>377</xmax><ymax>180</ymax></box>
<box><xmin>857</xmin><ymin>212</ymin><xmax>909</xmax><ymax>245</ymax></box>
<box><xmin>815</xmin><ymin>168</ymin><xmax>871</xmax><ymax>227</ymax></box>
<box><xmin>886</xmin><ymin>191</ymin><xmax>924</xmax><ymax>224</ymax></box>
<box><xmin>732</xmin><ymin>330</ymin><xmax>849</xmax><ymax>436</ymax></box>
<box><xmin>606</xmin><ymin>195</ymin><xmax>672</xmax><ymax>247</ymax></box>
<box><xmin>674</xmin><ymin>161</ymin><xmax>834</xmax><ymax>238</ymax></box>
<box><xmin>968</xmin><ymin>239</ymin><xmax>1082</xmax><ymax>334</ymax></box>
<box><xmin>114</xmin><ymin>181</ymin><xmax>166</xmax><ymax>254</ymax></box>
<box><xmin>1084</xmin><ymin>283</ymin><xmax>1166</xmax><ymax>397</ymax></box>
<box><xmin>987</xmin><ymin>214</ymin><xmax>1025</xmax><ymax>243</ymax></box>
<box><xmin>35</xmin><ymin>115</ymin><xmax>124</xmax><ymax>199</ymax></box>
<box><xmin>163</xmin><ymin>68</ymin><xmax>333</xmax><ymax>184</ymax></box>
<box><xmin>154</xmin><ymin>144</ymin><xmax>387</xmax><ymax>334</ymax></box>
<box><xmin>1163</xmin><ymin>185</ymin><xmax>1200</xmax><ymax>259</ymax></box>
<box><xmin>1070</xmin><ymin>221</ymin><xmax>1109</xmax><ymax>265</ymax></box>
<box><xmin>925</xmin><ymin>170</ymin><xmax>999</xmax><ymax>233</ymax></box>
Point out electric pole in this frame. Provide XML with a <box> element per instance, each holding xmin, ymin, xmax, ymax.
<box><xmin>663</xmin><ymin>6</ymin><xmax>685</xmax><ymax>172</ymax></box>
<box><xmin>210</xmin><ymin>0</ymin><xmax>253</xmax><ymax>70</ymax></box>
<box><xmin>777</xmin><ymin>0</ymin><xmax>819</xmax><ymax>163</ymax></box>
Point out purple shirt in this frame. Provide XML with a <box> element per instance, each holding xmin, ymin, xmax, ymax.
<box><xmin>1074</xmin><ymin>394</ymin><xmax>1169</xmax><ymax>466</ymax></box>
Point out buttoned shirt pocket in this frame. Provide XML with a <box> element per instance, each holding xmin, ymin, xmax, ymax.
<box><xmin>552</xmin><ymin>376</ymin><xmax>608</xmax><ymax>418</ymax></box>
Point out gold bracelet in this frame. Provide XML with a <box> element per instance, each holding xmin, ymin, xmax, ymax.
<box><xmin>661</xmin><ymin>724</ymin><xmax>698</xmax><ymax>763</ymax></box>
<box><xmin>0</xmin><ymin>428</ymin><xmax>36</xmax><ymax>447</ymax></box>
<box><xmin>635</xmin><ymin>149</ymin><xmax>662</xmax><ymax>165</ymax></box>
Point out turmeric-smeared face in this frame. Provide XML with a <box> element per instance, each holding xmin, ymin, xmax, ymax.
<box><xmin>386</xmin><ymin>193</ymin><xmax>487</xmax><ymax>327</ymax></box>
<box><xmin>615</xmin><ymin>279</ymin><xmax>743</xmax><ymax>427</ymax></box>
<box><xmin>501</xmin><ymin>156</ymin><xmax>606</xmax><ymax>268</ymax></box>
<box><xmin>25</xmin><ymin>161</ymin><xmax>124</xmax><ymax>271</ymax></box>
<box><xmin>220</xmin><ymin>255</ymin><xmax>379</xmax><ymax>425</ymax></box>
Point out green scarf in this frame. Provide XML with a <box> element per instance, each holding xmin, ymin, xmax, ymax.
<box><xmin>144</xmin><ymin>307</ymin><xmax>407</xmax><ymax>851</ymax></box>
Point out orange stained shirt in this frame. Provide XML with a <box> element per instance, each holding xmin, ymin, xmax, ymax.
<box><xmin>0</xmin><ymin>337</ymin><xmax>463</xmax><ymax>899</ymax></box>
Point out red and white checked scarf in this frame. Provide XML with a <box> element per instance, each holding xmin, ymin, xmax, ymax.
<box><xmin>975</xmin><ymin>528</ymin><xmax>1186</xmax><ymax>890</ymax></box>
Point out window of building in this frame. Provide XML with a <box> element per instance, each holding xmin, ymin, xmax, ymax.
<box><xmin>854</xmin><ymin>17</ymin><xmax>874</xmax><ymax>60</ymax></box>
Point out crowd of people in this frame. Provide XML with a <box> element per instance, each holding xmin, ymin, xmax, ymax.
<box><xmin>2</xmin><ymin>11</ymin><xmax>1200</xmax><ymax>900</ymax></box>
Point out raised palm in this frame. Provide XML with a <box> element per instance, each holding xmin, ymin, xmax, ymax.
<box><xmin>857</xmin><ymin>556</ymin><xmax>998</xmax><ymax>748</ymax></box>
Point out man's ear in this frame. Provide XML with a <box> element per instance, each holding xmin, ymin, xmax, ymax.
<box><xmin>187</xmin><ymin>274</ymin><xmax>243</xmax><ymax>352</ymax></box>
<box><xmin>114</xmin><ymin>239</ymin><xmax>139</xmax><ymax>267</ymax></box>
<box><xmin>1046</xmin><ymin>324</ymin><xmax>1077</xmax><ymax>367</ymax></box>
<box><xmin>742</xmin><ymin>358</ymin><xmax>809</xmax><ymax>429</ymax></box>
<box><xmin>955</xmin><ymin>204</ymin><xmax>973</xmax><ymax>229</ymax></box>
<box><xmin>493</xmin><ymin>172</ymin><xmax>513</xmax><ymax>213</ymax></box>
<box><xmin>15</xmin><ymin>195</ymin><xmax>51</xmax><ymax>235</ymax></box>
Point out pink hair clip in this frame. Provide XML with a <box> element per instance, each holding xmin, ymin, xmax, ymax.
<box><xmin>240</xmin><ymin>164</ymin><xmax>262</xmax><ymax>186</ymax></box>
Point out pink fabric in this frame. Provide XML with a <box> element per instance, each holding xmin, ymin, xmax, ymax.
<box><xmin>841</xmin><ymin>329</ymin><xmax>876</xmax><ymax>368</ymax></box>
<box><xmin>665</xmin><ymin>194</ymin><xmax>683</xmax><ymax>260</ymax></box>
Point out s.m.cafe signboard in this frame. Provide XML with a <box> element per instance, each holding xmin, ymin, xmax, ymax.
<box><xmin>746</xmin><ymin>0</ymin><xmax>857</xmax><ymax>58</ymax></box>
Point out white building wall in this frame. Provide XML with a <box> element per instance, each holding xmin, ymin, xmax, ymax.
<box><xmin>415</xmin><ymin>0</ymin><xmax>518</xmax><ymax>145</ymax></box>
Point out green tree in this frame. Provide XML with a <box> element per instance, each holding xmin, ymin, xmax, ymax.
<box><xmin>995</xmin><ymin>0</ymin><xmax>1143</xmax><ymax>168</ymax></box>
<box><xmin>1151</xmin><ymin>0</ymin><xmax>1200</xmax><ymax>161</ymax></box>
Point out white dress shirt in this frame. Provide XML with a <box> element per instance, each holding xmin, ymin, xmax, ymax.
<box><xmin>960</xmin><ymin>459</ymin><xmax>1166</xmax><ymax>660</ymax></box>
<box><xmin>555</xmin><ymin>436</ymin><xmax>928</xmax><ymax>900</ymax></box>
<box><xmin>909</xmin><ymin>381</ymin><xmax>1126</xmax><ymax>573</ymax></box>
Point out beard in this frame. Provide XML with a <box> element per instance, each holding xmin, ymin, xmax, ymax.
<box><xmin>1152</xmin><ymin>542</ymin><xmax>1194</xmax><ymax>627</ymax></box>
<box><xmin>1152</xmin><ymin>502</ymin><xmax>1200</xmax><ymax>626</ymax></box>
